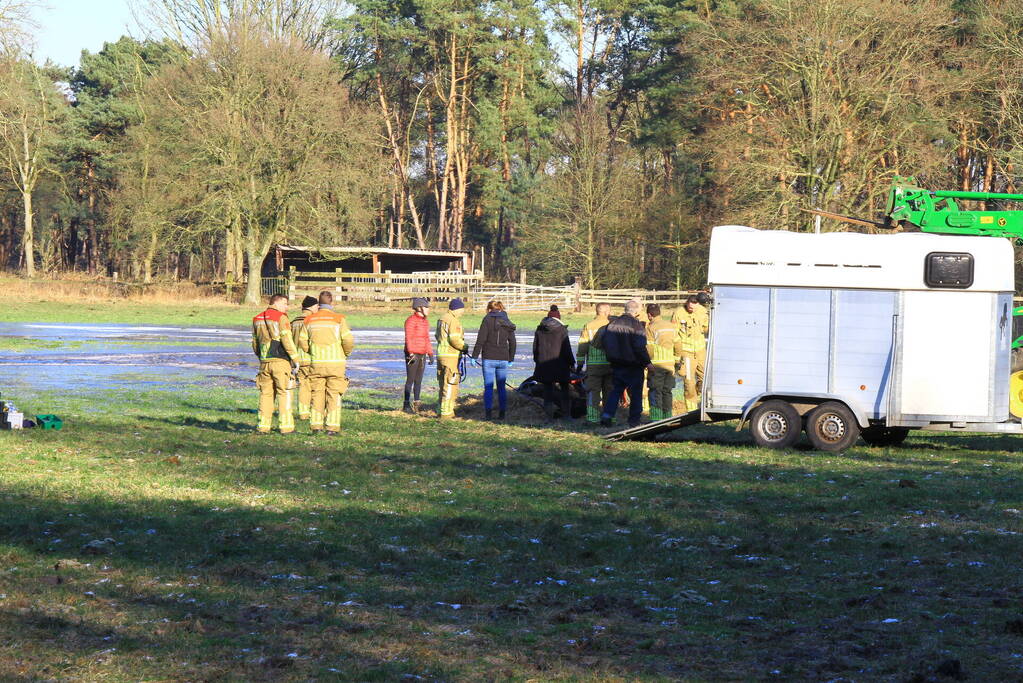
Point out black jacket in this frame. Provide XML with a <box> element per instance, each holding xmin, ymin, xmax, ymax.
<box><xmin>472</xmin><ymin>311</ymin><xmax>517</xmax><ymax>361</ymax></box>
<box><xmin>532</xmin><ymin>317</ymin><xmax>575</xmax><ymax>383</ymax></box>
<box><xmin>603</xmin><ymin>314</ymin><xmax>651</xmax><ymax>368</ymax></box>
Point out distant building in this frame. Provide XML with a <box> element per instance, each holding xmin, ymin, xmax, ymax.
<box><xmin>261</xmin><ymin>245</ymin><xmax>475</xmax><ymax>278</ymax></box>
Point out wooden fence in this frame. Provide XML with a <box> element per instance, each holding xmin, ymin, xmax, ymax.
<box><xmin>265</xmin><ymin>268</ymin><xmax>699</xmax><ymax>311</ymax></box>
<box><xmin>472</xmin><ymin>282</ymin><xmax>577</xmax><ymax>311</ymax></box>
<box><xmin>282</xmin><ymin>268</ymin><xmax>483</xmax><ymax>305</ymax></box>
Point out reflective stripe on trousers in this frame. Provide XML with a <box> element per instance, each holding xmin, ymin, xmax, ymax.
<box><xmin>309</xmin><ymin>364</ymin><xmax>348</xmax><ymax>430</ymax></box>
<box><xmin>437</xmin><ymin>359</ymin><xmax>460</xmax><ymax>417</ymax></box>
<box><xmin>256</xmin><ymin>360</ymin><xmax>294</xmax><ymax>433</ymax></box>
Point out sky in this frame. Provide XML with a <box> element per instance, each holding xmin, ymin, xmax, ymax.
<box><xmin>29</xmin><ymin>0</ymin><xmax>145</xmax><ymax>68</ymax></box>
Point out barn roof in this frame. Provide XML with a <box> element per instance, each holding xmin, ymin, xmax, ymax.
<box><xmin>276</xmin><ymin>245</ymin><xmax>471</xmax><ymax>258</ymax></box>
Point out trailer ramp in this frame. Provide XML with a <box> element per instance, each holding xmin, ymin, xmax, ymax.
<box><xmin>602</xmin><ymin>409</ymin><xmax>702</xmax><ymax>442</ymax></box>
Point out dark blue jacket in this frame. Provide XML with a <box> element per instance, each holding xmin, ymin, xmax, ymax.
<box><xmin>603</xmin><ymin>314</ymin><xmax>651</xmax><ymax>368</ymax></box>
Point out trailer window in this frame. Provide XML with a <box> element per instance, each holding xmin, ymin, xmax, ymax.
<box><xmin>924</xmin><ymin>252</ymin><xmax>974</xmax><ymax>289</ymax></box>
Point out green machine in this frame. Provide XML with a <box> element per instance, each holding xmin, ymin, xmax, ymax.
<box><xmin>811</xmin><ymin>176</ymin><xmax>1023</xmax><ymax>363</ymax></box>
<box><xmin>813</xmin><ymin>175</ymin><xmax>1023</xmax><ymax>236</ymax></box>
<box><xmin>885</xmin><ymin>175</ymin><xmax>1023</xmax><ymax>236</ymax></box>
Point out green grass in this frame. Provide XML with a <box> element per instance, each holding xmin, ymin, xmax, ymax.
<box><xmin>0</xmin><ymin>299</ymin><xmax>591</xmax><ymax>331</ymax></box>
<box><xmin>0</xmin><ymin>337</ymin><xmax>79</xmax><ymax>352</ymax></box>
<box><xmin>0</xmin><ymin>337</ymin><xmax>241</xmax><ymax>352</ymax></box>
<box><xmin>2</xmin><ymin>382</ymin><xmax>1023</xmax><ymax>680</ymax></box>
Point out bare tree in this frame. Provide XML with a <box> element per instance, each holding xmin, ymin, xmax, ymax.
<box><xmin>694</xmin><ymin>0</ymin><xmax>955</xmax><ymax>230</ymax></box>
<box><xmin>140</xmin><ymin>0</ymin><xmax>343</xmax><ymax>50</ymax></box>
<box><xmin>0</xmin><ymin>0</ymin><xmax>37</xmax><ymax>53</ymax></box>
<box><xmin>0</xmin><ymin>55</ymin><xmax>65</xmax><ymax>277</ymax></box>
<box><xmin>523</xmin><ymin>103</ymin><xmax>646</xmax><ymax>288</ymax></box>
<box><xmin>137</xmin><ymin>24</ymin><xmax>384</xmax><ymax>302</ymax></box>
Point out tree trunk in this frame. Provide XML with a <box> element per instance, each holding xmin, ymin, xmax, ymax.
<box><xmin>408</xmin><ymin>194</ymin><xmax>426</xmax><ymax>248</ymax></box>
<box><xmin>244</xmin><ymin>243</ymin><xmax>263</xmax><ymax>305</ymax></box>
<box><xmin>21</xmin><ymin>189</ymin><xmax>34</xmax><ymax>278</ymax></box>
<box><xmin>87</xmin><ymin>161</ymin><xmax>98</xmax><ymax>275</ymax></box>
<box><xmin>143</xmin><ymin>232</ymin><xmax>158</xmax><ymax>284</ymax></box>
<box><xmin>224</xmin><ymin>226</ymin><xmax>235</xmax><ymax>280</ymax></box>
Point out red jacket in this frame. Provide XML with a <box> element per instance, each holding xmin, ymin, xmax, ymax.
<box><xmin>404</xmin><ymin>313</ymin><xmax>433</xmax><ymax>355</ymax></box>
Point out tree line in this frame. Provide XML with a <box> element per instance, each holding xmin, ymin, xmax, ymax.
<box><xmin>2</xmin><ymin>0</ymin><xmax>1023</xmax><ymax>302</ymax></box>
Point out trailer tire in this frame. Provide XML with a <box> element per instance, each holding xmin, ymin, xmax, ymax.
<box><xmin>860</xmin><ymin>426</ymin><xmax>910</xmax><ymax>447</ymax></box>
<box><xmin>749</xmin><ymin>400</ymin><xmax>802</xmax><ymax>450</ymax></box>
<box><xmin>805</xmin><ymin>402</ymin><xmax>860</xmax><ymax>452</ymax></box>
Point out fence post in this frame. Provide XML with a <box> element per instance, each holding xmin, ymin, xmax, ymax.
<box><xmin>573</xmin><ymin>276</ymin><xmax>583</xmax><ymax>313</ymax></box>
<box><xmin>384</xmin><ymin>270</ymin><xmax>392</xmax><ymax>304</ymax></box>
<box><xmin>520</xmin><ymin>268</ymin><xmax>527</xmax><ymax>284</ymax></box>
<box><xmin>287</xmin><ymin>265</ymin><xmax>296</xmax><ymax>301</ymax></box>
<box><xmin>335</xmin><ymin>267</ymin><xmax>343</xmax><ymax>301</ymax></box>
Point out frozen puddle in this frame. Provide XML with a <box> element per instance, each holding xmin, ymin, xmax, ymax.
<box><xmin>0</xmin><ymin>322</ymin><xmax>571</xmax><ymax>399</ymax></box>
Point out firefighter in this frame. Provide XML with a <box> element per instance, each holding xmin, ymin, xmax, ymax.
<box><xmin>436</xmin><ymin>298</ymin><xmax>469</xmax><ymax>419</ymax></box>
<box><xmin>252</xmin><ymin>293</ymin><xmax>299</xmax><ymax>434</ymax></box>
<box><xmin>290</xmin><ymin>295</ymin><xmax>319</xmax><ymax>420</ymax></box>
<box><xmin>673</xmin><ymin>295</ymin><xmax>708</xmax><ymax>412</ymax></box>
<box><xmin>646</xmin><ymin>303</ymin><xmax>682</xmax><ymax>421</ymax></box>
<box><xmin>298</xmin><ymin>290</ymin><xmax>354</xmax><ymax>435</ymax></box>
<box><xmin>576</xmin><ymin>302</ymin><xmax>613</xmax><ymax>424</ymax></box>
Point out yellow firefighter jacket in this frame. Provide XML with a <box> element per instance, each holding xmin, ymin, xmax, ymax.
<box><xmin>290</xmin><ymin>308</ymin><xmax>315</xmax><ymax>366</ymax></box>
<box><xmin>252</xmin><ymin>308</ymin><xmax>299</xmax><ymax>363</ymax></box>
<box><xmin>673</xmin><ymin>305</ymin><xmax>708</xmax><ymax>354</ymax></box>
<box><xmin>647</xmin><ymin>316</ymin><xmax>683</xmax><ymax>370</ymax></box>
<box><xmin>298</xmin><ymin>306</ymin><xmax>354</xmax><ymax>366</ymax></box>
<box><xmin>436</xmin><ymin>311</ymin><xmax>468</xmax><ymax>360</ymax></box>
<box><xmin>577</xmin><ymin>315</ymin><xmax>610</xmax><ymax>366</ymax></box>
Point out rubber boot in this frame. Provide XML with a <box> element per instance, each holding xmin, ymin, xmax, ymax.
<box><xmin>498</xmin><ymin>409</ymin><xmax>506</xmax><ymax>420</ymax></box>
<box><xmin>485</xmin><ymin>409</ymin><xmax>493</xmax><ymax>420</ymax></box>
<box><xmin>402</xmin><ymin>390</ymin><xmax>413</xmax><ymax>413</ymax></box>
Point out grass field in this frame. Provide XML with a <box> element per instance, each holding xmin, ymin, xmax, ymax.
<box><xmin>2</xmin><ymin>379</ymin><xmax>1023</xmax><ymax>681</ymax></box>
<box><xmin>0</xmin><ymin>298</ymin><xmax>589</xmax><ymax>332</ymax></box>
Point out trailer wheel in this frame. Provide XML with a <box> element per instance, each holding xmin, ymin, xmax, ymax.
<box><xmin>805</xmin><ymin>402</ymin><xmax>860</xmax><ymax>452</ymax></box>
<box><xmin>749</xmin><ymin>400</ymin><xmax>801</xmax><ymax>449</ymax></box>
<box><xmin>860</xmin><ymin>426</ymin><xmax>910</xmax><ymax>447</ymax></box>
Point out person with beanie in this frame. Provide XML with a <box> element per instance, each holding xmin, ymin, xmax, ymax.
<box><xmin>403</xmin><ymin>297</ymin><xmax>434</xmax><ymax>413</ymax></box>
<box><xmin>532</xmin><ymin>304</ymin><xmax>575</xmax><ymax>419</ymax></box>
<box><xmin>435</xmin><ymin>298</ymin><xmax>469</xmax><ymax>418</ymax></box>
<box><xmin>471</xmin><ymin>300</ymin><xmax>517</xmax><ymax>419</ymax></box>
<box><xmin>290</xmin><ymin>295</ymin><xmax>320</xmax><ymax>420</ymax></box>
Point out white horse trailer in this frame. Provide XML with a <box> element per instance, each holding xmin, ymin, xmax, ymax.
<box><xmin>606</xmin><ymin>225</ymin><xmax>1018</xmax><ymax>450</ymax></box>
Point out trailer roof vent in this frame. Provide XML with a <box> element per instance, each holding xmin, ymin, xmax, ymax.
<box><xmin>924</xmin><ymin>252</ymin><xmax>973</xmax><ymax>289</ymax></box>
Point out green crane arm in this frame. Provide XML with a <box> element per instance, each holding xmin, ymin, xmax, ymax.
<box><xmin>887</xmin><ymin>175</ymin><xmax>1023</xmax><ymax>237</ymax></box>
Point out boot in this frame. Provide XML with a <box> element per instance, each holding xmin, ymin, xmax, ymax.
<box><xmin>485</xmin><ymin>409</ymin><xmax>493</xmax><ymax>420</ymax></box>
<box><xmin>498</xmin><ymin>409</ymin><xmax>506</xmax><ymax>420</ymax></box>
<box><xmin>402</xmin><ymin>391</ymin><xmax>413</xmax><ymax>413</ymax></box>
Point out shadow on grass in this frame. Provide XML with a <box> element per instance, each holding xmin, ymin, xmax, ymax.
<box><xmin>5</xmin><ymin>407</ymin><xmax>1023</xmax><ymax>679</ymax></box>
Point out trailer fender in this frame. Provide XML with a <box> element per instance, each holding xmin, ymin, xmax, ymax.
<box><xmin>738</xmin><ymin>393</ymin><xmax>871</xmax><ymax>431</ymax></box>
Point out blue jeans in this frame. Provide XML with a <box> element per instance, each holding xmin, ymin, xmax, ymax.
<box><xmin>602</xmin><ymin>365</ymin><xmax>644</xmax><ymax>425</ymax></box>
<box><xmin>481</xmin><ymin>359</ymin><xmax>509</xmax><ymax>412</ymax></box>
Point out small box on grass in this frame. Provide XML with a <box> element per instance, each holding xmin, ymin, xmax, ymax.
<box><xmin>34</xmin><ymin>415</ymin><xmax>63</xmax><ymax>430</ymax></box>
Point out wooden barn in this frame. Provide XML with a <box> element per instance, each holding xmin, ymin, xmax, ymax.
<box><xmin>262</xmin><ymin>245</ymin><xmax>475</xmax><ymax>278</ymax></box>
<box><xmin>260</xmin><ymin>245</ymin><xmax>480</xmax><ymax>304</ymax></box>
